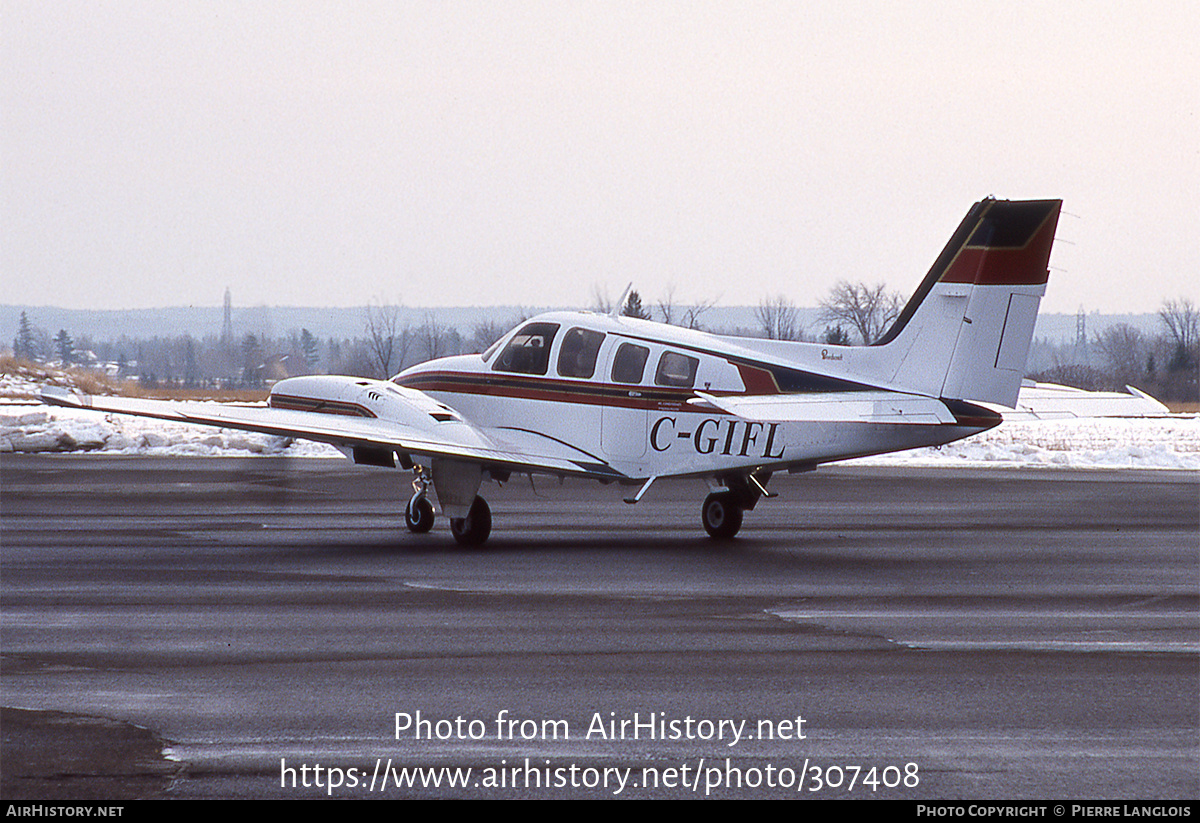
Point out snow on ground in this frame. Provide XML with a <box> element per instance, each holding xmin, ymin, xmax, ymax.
<box><xmin>850</xmin><ymin>415</ymin><xmax>1199</xmax><ymax>471</ymax></box>
<box><xmin>3</xmin><ymin>396</ymin><xmax>1197</xmax><ymax>471</ymax></box>
<box><xmin>1</xmin><ymin>401</ymin><xmax>342</xmax><ymax>458</ymax></box>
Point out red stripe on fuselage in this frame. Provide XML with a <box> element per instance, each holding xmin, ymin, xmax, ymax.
<box><xmin>735</xmin><ymin>363</ymin><xmax>781</xmax><ymax>394</ymax></box>
<box><xmin>395</xmin><ymin>372</ymin><xmax>726</xmax><ymax>413</ymax></box>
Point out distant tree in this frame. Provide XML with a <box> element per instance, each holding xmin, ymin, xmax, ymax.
<box><xmin>13</xmin><ymin>312</ymin><xmax>36</xmax><ymax>360</ymax></box>
<box><xmin>819</xmin><ymin>281</ymin><xmax>905</xmax><ymax>344</ymax></box>
<box><xmin>622</xmin><ymin>290</ymin><xmax>652</xmax><ymax>320</ymax></box>
<box><xmin>680</xmin><ymin>297</ymin><xmax>717</xmax><ymax>331</ymax></box>
<box><xmin>326</xmin><ymin>338</ymin><xmax>342</xmax><ymax>372</ymax></box>
<box><xmin>755</xmin><ymin>296</ymin><xmax>802</xmax><ymax>341</ymax></box>
<box><xmin>655</xmin><ymin>284</ymin><xmax>678</xmax><ymax>325</ymax></box>
<box><xmin>588</xmin><ymin>284</ymin><xmax>613</xmax><ymax>314</ymax></box>
<box><xmin>365</xmin><ymin>302</ymin><xmax>409</xmax><ymax>379</ymax></box>
<box><xmin>1092</xmin><ymin>323</ymin><xmax>1146</xmax><ymax>388</ymax></box>
<box><xmin>241</xmin><ymin>333</ymin><xmax>264</xmax><ymax>387</ymax></box>
<box><xmin>655</xmin><ymin>285</ymin><xmax>717</xmax><ymax>330</ymax></box>
<box><xmin>1159</xmin><ymin>297</ymin><xmax>1198</xmax><ymax>352</ymax></box>
<box><xmin>299</xmin><ymin>329</ymin><xmax>320</xmax><ymax>371</ymax></box>
<box><xmin>419</xmin><ymin>313</ymin><xmax>446</xmax><ymax>362</ymax></box>
<box><xmin>337</xmin><ymin>339</ymin><xmax>377</xmax><ymax>379</ymax></box>
<box><xmin>181</xmin><ymin>335</ymin><xmax>199</xmax><ymax>386</ymax></box>
<box><xmin>821</xmin><ymin>325</ymin><xmax>852</xmax><ymax>346</ymax></box>
<box><xmin>1159</xmin><ymin>297</ymin><xmax>1198</xmax><ymax>375</ymax></box>
<box><xmin>470</xmin><ymin>320</ymin><xmax>509</xmax><ymax>353</ymax></box>
<box><xmin>54</xmin><ymin>329</ymin><xmax>74</xmax><ymax>365</ymax></box>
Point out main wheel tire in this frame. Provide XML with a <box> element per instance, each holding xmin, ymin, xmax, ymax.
<box><xmin>405</xmin><ymin>494</ymin><xmax>435</xmax><ymax>533</ymax></box>
<box><xmin>702</xmin><ymin>491</ymin><xmax>744</xmax><ymax>539</ymax></box>
<box><xmin>450</xmin><ymin>496</ymin><xmax>492</xmax><ymax>547</ymax></box>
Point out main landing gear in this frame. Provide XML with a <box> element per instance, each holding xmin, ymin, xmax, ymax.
<box><xmin>701</xmin><ymin>491</ymin><xmax>744</xmax><ymax>539</ymax></box>
<box><xmin>701</xmin><ymin>474</ymin><xmax>771</xmax><ymax>540</ymax></box>
<box><xmin>448</xmin><ymin>496</ymin><xmax>491</xmax><ymax>547</ymax></box>
<box><xmin>404</xmin><ymin>467</ymin><xmax>492</xmax><ymax>547</ymax></box>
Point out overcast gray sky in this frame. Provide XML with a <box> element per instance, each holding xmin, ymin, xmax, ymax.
<box><xmin>3</xmin><ymin>1</ymin><xmax>1197</xmax><ymax>314</ymax></box>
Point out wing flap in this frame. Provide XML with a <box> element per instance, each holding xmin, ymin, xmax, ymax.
<box><xmin>690</xmin><ymin>390</ymin><xmax>957</xmax><ymax>425</ymax></box>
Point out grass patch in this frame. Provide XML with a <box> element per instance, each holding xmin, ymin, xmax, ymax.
<box><xmin>1</xmin><ymin>356</ymin><xmax>268</xmax><ymax>403</ymax></box>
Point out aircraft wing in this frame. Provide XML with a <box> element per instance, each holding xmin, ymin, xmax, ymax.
<box><xmin>39</xmin><ymin>386</ymin><xmax>625</xmax><ymax>479</ymax></box>
<box><xmin>689</xmin><ymin>390</ymin><xmax>958</xmax><ymax>425</ymax></box>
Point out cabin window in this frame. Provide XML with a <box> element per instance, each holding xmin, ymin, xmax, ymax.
<box><xmin>557</xmin><ymin>327</ymin><xmax>606</xmax><ymax>379</ymax></box>
<box><xmin>611</xmin><ymin>342</ymin><xmax>649</xmax><ymax>384</ymax></box>
<box><xmin>493</xmin><ymin>322</ymin><xmax>559</xmax><ymax>375</ymax></box>
<box><xmin>655</xmin><ymin>351</ymin><xmax>699</xmax><ymax>388</ymax></box>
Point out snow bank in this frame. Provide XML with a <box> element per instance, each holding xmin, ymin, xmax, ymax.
<box><xmin>0</xmin><ymin>402</ymin><xmax>341</xmax><ymax>458</ymax></box>
<box><xmin>850</xmin><ymin>415</ymin><xmax>1200</xmax><ymax>471</ymax></box>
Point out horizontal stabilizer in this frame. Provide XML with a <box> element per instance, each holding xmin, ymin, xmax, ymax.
<box><xmin>993</xmin><ymin>383</ymin><xmax>1172</xmax><ymax>420</ymax></box>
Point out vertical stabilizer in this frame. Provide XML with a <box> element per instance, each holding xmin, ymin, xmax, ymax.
<box><xmin>875</xmin><ymin>198</ymin><xmax>1062</xmax><ymax>407</ymax></box>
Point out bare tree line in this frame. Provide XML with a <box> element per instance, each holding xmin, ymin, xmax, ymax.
<box><xmin>613</xmin><ymin>280</ymin><xmax>907</xmax><ymax>345</ymax></box>
<box><xmin>1032</xmin><ymin>298</ymin><xmax>1198</xmax><ymax>403</ymax></box>
<box><xmin>8</xmin><ymin>311</ymin><xmax>477</xmax><ymax>388</ymax></box>
<box><xmin>10</xmin><ymin>293</ymin><xmax>1197</xmax><ymax>402</ymax></box>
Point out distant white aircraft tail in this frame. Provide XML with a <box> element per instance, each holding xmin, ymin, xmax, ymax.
<box><xmin>871</xmin><ymin>197</ymin><xmax>1062</xmax><ymax>407</ymax></box>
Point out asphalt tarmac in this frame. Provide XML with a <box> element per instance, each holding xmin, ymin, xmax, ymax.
<box><xmin>2</xmin><ymin>455</ymin><xmax>1197</xmax><ymax>799</ymax></box>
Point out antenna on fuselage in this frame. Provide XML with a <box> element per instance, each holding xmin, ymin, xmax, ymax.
<box><xmin>610</xmin><ymin>283</ymin><xmax>633</xmax><ymax>318</ymax></box>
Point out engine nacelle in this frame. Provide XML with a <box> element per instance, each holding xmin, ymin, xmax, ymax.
<box><xmin>268</xmin><ymin>375</ymin><xmax>465</xmax><ymax>430</ymax></box>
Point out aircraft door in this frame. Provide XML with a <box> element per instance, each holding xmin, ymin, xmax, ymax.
<box><xmin>601</xmin><ymin>342</ymin><xmax>649</xmax><ymax>458</ymax></box>
<box><xmin>602</xmin><ymin>403</ymin><xmax>648</xmax><ymax>459</ymax></box>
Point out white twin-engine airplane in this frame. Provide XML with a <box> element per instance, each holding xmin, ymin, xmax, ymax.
<box><xmin>44</xmin><ymin>197</ymin><xmax>1062</xmax><ymax>547</ymax></box>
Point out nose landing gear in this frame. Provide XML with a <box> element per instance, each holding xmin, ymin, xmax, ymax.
<box><xmin>405</xmin><ymin>468</ymin><xmax>435</xmax><ymax>534</ymax></box>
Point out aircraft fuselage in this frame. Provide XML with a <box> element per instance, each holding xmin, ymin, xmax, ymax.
<box><xmin>392</xmin><ymin>310</ymin><xmax>993</xmax><ymax>482</ymax></box>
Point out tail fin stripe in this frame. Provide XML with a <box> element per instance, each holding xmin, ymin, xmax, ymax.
<box><xmin>941</xmin><ymin>200</ymin><xmax>1061</xmax><ymax>286</ymax></box>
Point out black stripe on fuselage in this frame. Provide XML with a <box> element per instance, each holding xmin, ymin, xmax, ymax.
<box><xmin>395</xmin><ymin>371</ymin><xmax>693</xmax><ymax>407</ymax></box>
<box><xmin>396</xmin><ymin>352</ymin><xmax>876</xmax><ymax>406</ymax></box>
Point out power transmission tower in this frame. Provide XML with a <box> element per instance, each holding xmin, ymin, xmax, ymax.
<box><xmin>1074</xmin><ymin>306</ymin><xmax>1088</xmax><ymax>364</ymax></box>
<box><xmin>222</xmin><ymin>287</ymin><xmax>233</xmax><ymax>344</ymax></box>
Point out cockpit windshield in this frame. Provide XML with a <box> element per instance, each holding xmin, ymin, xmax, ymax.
<box><xmin>492</xmin><ymin>322</ymin><xmax>560</xmax><ymax>375</ymax></box>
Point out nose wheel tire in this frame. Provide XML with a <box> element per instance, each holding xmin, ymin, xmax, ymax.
<box><xmin>702</xmin><ymin>491</ymin><xmax>744</xmax><ymax>539</ymax></box>
<box><xmin>450</xmin><ymin>496</ymin><xmax>492</xmax><ymax>547</ymax></box>
<box><xmin>405</xmin><ymin>493</ymin><xmax>435</xmax><ymax>533</ymax></box>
